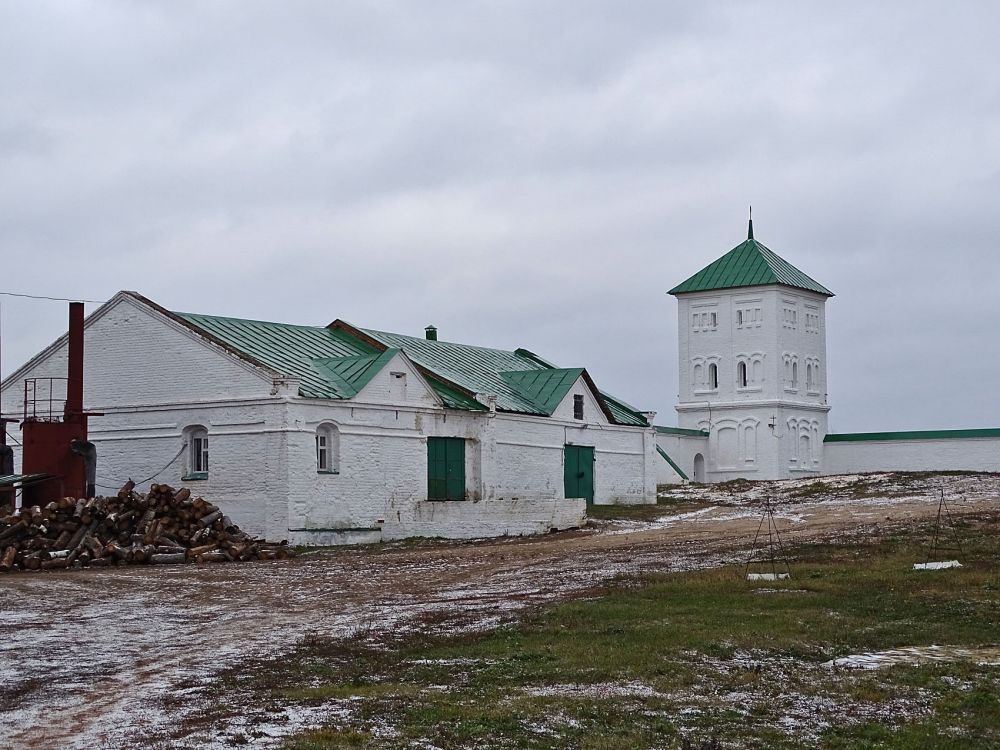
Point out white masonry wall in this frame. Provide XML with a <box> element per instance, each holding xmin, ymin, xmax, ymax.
<box><xmin>285</xmin><ymin>375</ymin><xmax>656</xmax><ymax>544</ymax></box>
<box><xmin>823</xmin><ymin>437</ymin><xmax>1000</xmax><ymax>474</ymax></box>
<box><xmin>0</xmin><ymin>295</ymin><xmax>293</xmax><ymax>540</ymax></box>
<box><xmin>654</xmin><ymin>432</ymin><xmax>709</xmax><ymax>485</ymax></box>
<box><xmin>284</xmin><ymin>399</ymin><xmax>591</xmax><ymax>544</ymax></box>
<box><xmin>3</xmin><ymin>295</ymin><xmax>654</xmax><ymax>544</ymax></box>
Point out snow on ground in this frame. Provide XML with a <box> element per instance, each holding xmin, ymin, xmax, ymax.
<box><xmin>594</xmin><ymin>471</ymin><xmax>1000</xmax><ymax>536</ymax></box>
<box><xmin>824</xmin><ymin>645</ymin><xmax>1000</xmax><ymax>670</ymax></box>
<box><xmin>662</xmin><ymin>471</ymin><xmax>1000</xmax><ymax>509</ymax></box>
<box><xmin>0</xmin><ymin>533</ymin><xmax>728</xmax><ymax>749</ymax></box>
<box><xmin>0</xmin><ymin>471</ymin><xmax>997</xmax><ymax>749</ymax></box>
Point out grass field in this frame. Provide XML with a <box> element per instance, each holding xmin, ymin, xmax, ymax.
<box><xmin>223</xmin><ymin>513</ymin><xmax>1000</xmax><ymax>749</ymax></box>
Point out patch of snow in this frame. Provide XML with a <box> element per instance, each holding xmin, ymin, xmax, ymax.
<box><xmin>408</xmin><ymin>657</ymin><xmax>488</xmax><ymax>666</ymax></box>
<box><xmin>823</xmin><ymin>645</ymin><xmax>1000</xmax><ymax>670</ymax></box>
<box><xmin>523</xmin><ymin>681</ymin><xmax>663</xmax><ymax>699</ymax></box>
<box><xmin>914</xmin><ymin>560</ymin><xmax>962</xmax><ymax>570</ymax></box>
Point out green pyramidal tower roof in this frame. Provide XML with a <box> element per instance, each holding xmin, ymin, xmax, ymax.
<box><xmin>669</xmin><ymin>221</ymin><xmax>833</xmax><ymax>297</ymax></box>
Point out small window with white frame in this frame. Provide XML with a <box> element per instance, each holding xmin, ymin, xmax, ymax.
<box><xmin>184</xmin><ymin>425</ymin><xmax>209</xmax><ymax>479</ymax></box>
<box><xmin>316</xmin><ymin>423</ymin><xmax>341</xmax><ymax>474</ymax></box>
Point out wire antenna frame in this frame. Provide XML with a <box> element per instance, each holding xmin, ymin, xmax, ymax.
<box><xmin>745</xmin><ymin>496</ymin><xmax>792</xmax><ymax>581</ymax></box>
<box><xmin>915</xmin><ymin>488</ymin><xmax>964</xmax><ymax>570</ymax></box>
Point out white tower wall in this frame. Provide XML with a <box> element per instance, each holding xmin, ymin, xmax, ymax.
<box><xmin>675</xmin><ymin>285</ymin><xmax>830</xmax><ymax>480</ymax></box>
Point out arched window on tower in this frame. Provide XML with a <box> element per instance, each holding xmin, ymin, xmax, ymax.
<box><xmin>791</xmin><ymin>361</ymin><xmax>798</xmax><ymax>389</ymax></box>
<box><xmin>737</xmin><ymin>361</ymin><xmax>748</xmax><ymax>388</ymax></box>
<box><xmin>708</xmin><ymin>363</ymin><xmax>718</xmax><ymax>390</ymax></box>
<box><xmin>806</xmin><ymin>363</ymin><xmax>813</xmax><ymax>391</ymax></box>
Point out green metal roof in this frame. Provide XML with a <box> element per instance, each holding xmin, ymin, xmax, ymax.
<box><xmin>358</xmin><ymin>327</ymin><xmax>648</xmax><ymax>425</ymax></box>
<box><xmin>600</xmin><ymin>392</ymin><xmax>649</xmax><ymax>427</ymax></box>
<box><xmin>669</xmin><ymin>237</ymin><xmax>833</xmax><ymax>297</ymax></box>
<box><xmin>180</xmin><ymin>313</ymin><xmax>377</xmax><ymax>398</ymax></box>
<box><xmin>655</xmin><ymin>425</ymin><xmax>710</xmax><ymax>437</ymax></box>
<box><xmin>175</xmin><ymin>311</ymin><xmax>648</xmax><ymax>425</ymax></box>
<box><xmin>421</xmin><ymin>376</ymin><xmax>488</xmax><ymax>411</ymax></box>
<box><xmin>825</xmin><ymin>428</ymin><xmax>1000</xmax><ymax>443</ymax></box>
<box><xmin>500</xmin><ymin>368</ymin><xmax>585</xmax><ymax>415</ymax></box>
<box><xmin>358</xmin><ymin>327</ymin><xmax>551</xmax><ymax>415</ymax></box>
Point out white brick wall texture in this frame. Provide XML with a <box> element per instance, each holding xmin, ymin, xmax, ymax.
<box><xmin>674</xmin><ymin>286</ymin><xmax>831</xmax><ymax>480</ymax></box>
<box><xmin>824</xmin><ymin>438</ymin><xmax>1000</xmax><ymax>474</ymax></box>
<box><xmin>654</xmin><ymin>433</ymin><xmax>709</xmax><ymax>485</ymax></box>
<box><xmin>1</xmin><ymin>294</ymin><xmax>652</xmax><ymax>544</ymax></box>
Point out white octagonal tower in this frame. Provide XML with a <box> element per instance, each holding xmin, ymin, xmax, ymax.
<box><xmin>669</xmin><ymin>218</ymin><xmax>833</xmax><ymax>481</ymax></box>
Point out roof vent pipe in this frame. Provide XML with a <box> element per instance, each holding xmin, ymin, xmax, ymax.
<box><xmin>425</xmin><ymin>325</ymin><xmax>437</xmax><ymax>341</ymax></box>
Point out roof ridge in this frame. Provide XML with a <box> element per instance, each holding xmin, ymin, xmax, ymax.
<box><xmin>360</xmin><ymin>326</ymin><xmax>533</xmax><ymax>359</ymax></box>
<box><xmin>181</xmin><ymin>311</ymin><xmax>330</xmax><ymax>331</ymax></box>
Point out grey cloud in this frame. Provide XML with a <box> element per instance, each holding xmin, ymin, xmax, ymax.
<box><xmin>2</xmin><ymin>0</ymin><xmax>999</xmax><ymax>434</ymax></box>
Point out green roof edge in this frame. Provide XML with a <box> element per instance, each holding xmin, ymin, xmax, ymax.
<box><xmin>825</xmin><ymin>428</ymin><xmax>1000</xmax><ymax>443</ymax></box>
<box><xmin>599</xmin><ymin>391</ymin><xmax>649</xmax><ymax>427</ymax></box>
<box><xmin>656</xmin><ymin>445</ymin><xmax>688</xmax><ymax>480</ymax></box>
<box><xmin>423</xmin><ymin>374</ymin><xmax>488</xmax><ymax>411</ymax></box>
<box><xmin>655</xmin><ymin>425</ymin><xmax>710</xmax><ymax>437</ymax></box>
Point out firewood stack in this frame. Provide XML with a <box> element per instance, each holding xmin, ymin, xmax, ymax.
<box><xmin>0</xmin><ymin>481</ymin><xmax>293</xmax><ymax>573</ymax></box>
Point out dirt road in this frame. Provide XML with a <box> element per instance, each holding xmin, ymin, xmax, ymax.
<box><xmin>1</xmin><ymin>472</ymin><xmax>997</xmax><ymax>749</ymax></box>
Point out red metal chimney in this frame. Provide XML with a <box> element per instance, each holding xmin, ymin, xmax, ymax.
<box><xmin>65</xmin><ymin>301</ymin><xmax>84</xmax><ymax>420</ymax></box>
<box><xmin>21</xmin><ymin>302</ymin><xmax>100</xmax><ymax>504</ymax></box>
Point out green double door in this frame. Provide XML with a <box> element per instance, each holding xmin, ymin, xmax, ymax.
<box><xmin>564</xmin><ymin>445</ymin><xmax>595</xmax><ymax>504</ymax></box>
<box><xmin>428</xmin><ymin>437</ymin><xmax>466</xmax><ymax>501</ymax></box>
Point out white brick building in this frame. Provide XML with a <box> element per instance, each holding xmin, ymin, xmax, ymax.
<box><xmin>655</xmin><ymin>218</ymin><xmax>1000</xmax><ymax>483</ymax></box>
<box><xmin>1</xmin><ymin>292</ymin><xmax>657</xmax><ymax>543</ymax></box>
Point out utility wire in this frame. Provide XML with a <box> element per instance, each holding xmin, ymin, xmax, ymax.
<box><xmin>0</xmin><ymin>291</ymin><xmax>107</xmax><ymax>304</ymax></box>
<box><xmin>0</xmin><ymin>292</ymin><xmax>106</xmax><ymax>383</ymax></box>
<box><xmin>94</xmin><ymin>443</ymin><xmax>189</xmax><ymax>492</ymax></box>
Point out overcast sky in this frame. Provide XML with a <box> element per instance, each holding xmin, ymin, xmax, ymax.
<box><xmin>1</xmin><ymin>1</ymin><xmax>998</xmax><ymax>431</ymax></box>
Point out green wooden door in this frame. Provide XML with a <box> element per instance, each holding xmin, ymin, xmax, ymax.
<box><xmin>428</xmin><ymin>437</ymin><xmax>466</xmax><ymax>500</ymax></box>
<box><xmin>564</xmin><ymin>445</ymin><xmax>595</xmax><ymax>504</ymax></box>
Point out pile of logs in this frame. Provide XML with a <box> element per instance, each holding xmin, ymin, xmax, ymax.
<box><xmin>0</xmin><ymin>481</ymin><xmax>293</xmax><ymax>573</ymax></box>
